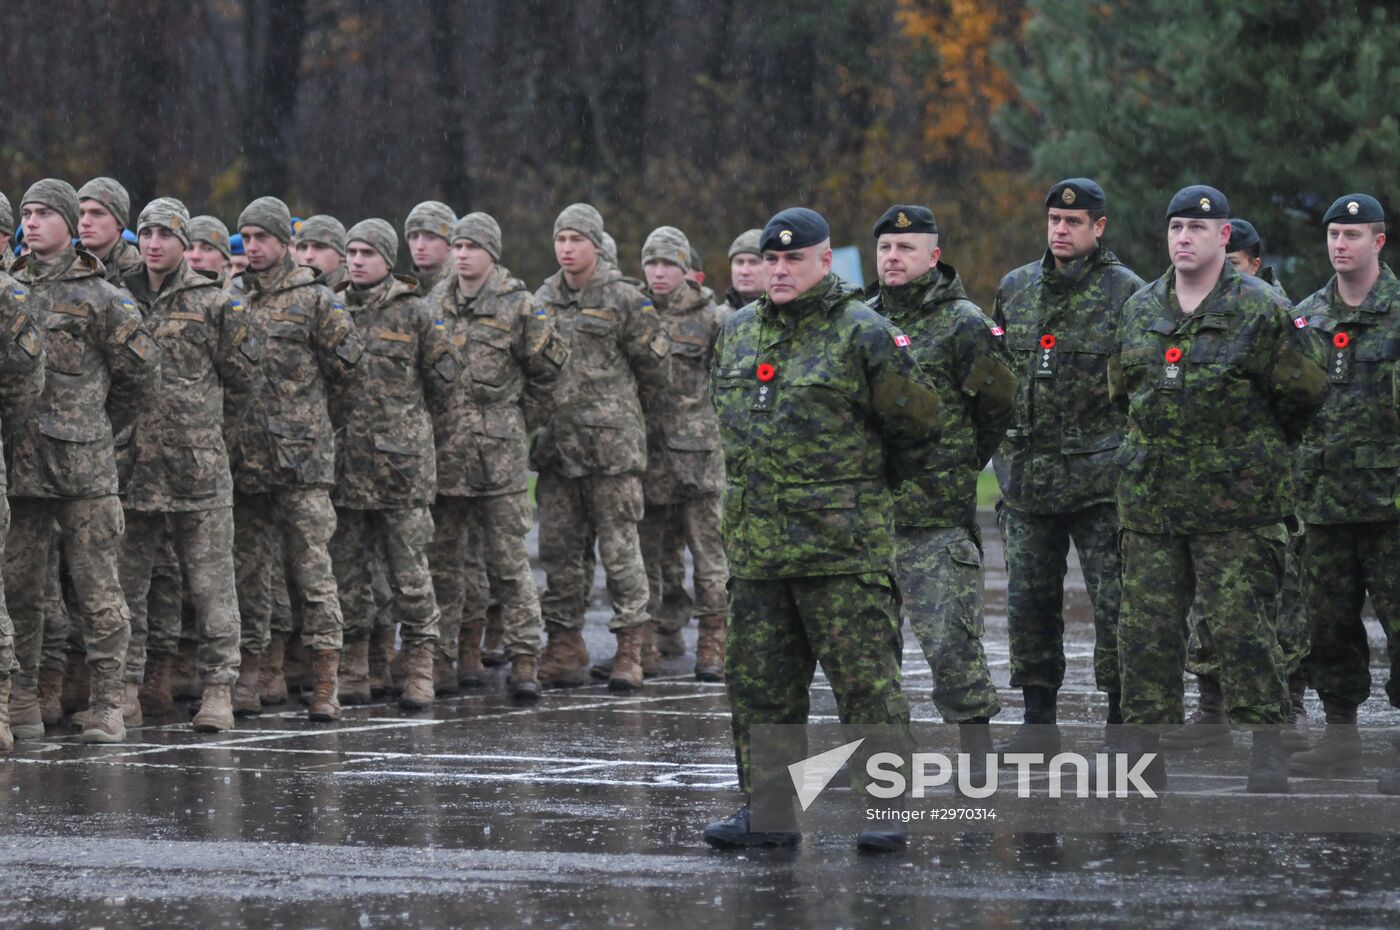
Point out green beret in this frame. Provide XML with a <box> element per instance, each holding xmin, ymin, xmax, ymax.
<box><xmin>872</xmin><ymin>204</ymin><xmax>938</xmax><ymax>238</ymax></box>
<box><xmin>1227</xmin><ymin>218</ymin><xmax>1261</xmax><ymax>253</ymax></box>
<box><xmin>1323</xmin><ymin>193</ymin><xmax>1385</xmax><ymax>226</ymax></box>
<box><xmin>1046</xmin><ymin>178</ymin><xmax>1106</xmax><ymax>212</ymax></box>
<box><xmin>760</xmin><ymin>207</ymin><xmax>829</xmax><ymax>252</ymax></box>
<box><xmin>1166</xmin><ymin>185</ymin><xmax>1229</xmax><ymax>220</ymax></box>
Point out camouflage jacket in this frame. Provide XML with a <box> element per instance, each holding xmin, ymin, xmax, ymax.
<box><xmin>119</xmin><ymin>261</ymin><xmax>255</xmax><ymax>511</ymax></box>
<box><xmin>427</xmin><ymin>265</ymin><xmax>566</xmax><ymax>498</ymax></box>
<box><xmin>413</xmin><ymin>264</ymin><xmax>450</xmax><ymax>295</ymax></box>
<box><xmin>710</xmin><ymin>273</ymin><xmax>943</xmax><ymax>579</ymax></box>
<box><xmin>227</xmin><ymin>254</ymin><xmax>363</xmax><ymax>494</ymax></box>
<box><xmin>1259</xmin><ymin>266</ymin><xmax>1288</xmax><ymax>300</ymax></box>
<box><xmin>1294</xmin><ymin>262</ymin><xmax>1400</xmax><ymax>525</ymax></box>
<box><xmin>0</xmin><ymin>270</ymin><xmax>46</xmax><ymax>492</ymax></box>
<box><xmin>321</xmin><ymin>265</ymin><xmax>347</xmax><ymax>290</ymax></box>
<box><xmin>7</xmin><ymin>247</ymin><xmax>159</xmax><ymax>499</ymax></box>
<box><xmin>643</xmin><ymin>280</ymin><xmax>725</xmax><ymax>503</ymax></box>
<box><xmin>330</xmin><ymin>274</ymin><xmax>461</xmax><ymax>509</ymax></box>
<box><xmin>1109</xmin><ymin>261</ymin><xmax>1326</xmax><ymax>535</ymax></box>
<box><xmin>96</xmin><ymin>238</ymin><xmax>142</xmax><ymax>288</ymax></box>
<box><xmin>871</xmin><ymin>264</ymin><xmax>1017</xmax><ymax>528</ymax></box>
<box><xmin>992</xmin><ymin>247</ymin><xmax>1145</xmax><ymax>514</ymax></box>
<box><xmin>531</xmin><ymin>262</ymin><xmax>670</xmax><ymax>478</ymax></box>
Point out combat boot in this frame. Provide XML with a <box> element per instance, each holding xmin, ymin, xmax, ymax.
<box><xmin>368</xmin><ymin>625</ymin><xmax>396</xmax><ymax>696</ymax></box>
<box><xmin>703</xmin><ymin>804</ymin><xmax>800</xmax><ymax>849</ymax></box>
<box><xmin>457</xmin><ymin>620</ymin><xmax>485</xmax><ymax>688</ymax></box>
<box><xmin>399</xmin><ymin>642</ymin><xmax>436</xmax><ymax>711</ymax></box>
<box><xmin>338</xmin><ymin>639</ymin><xmax>372</xmax><ymax>706</ymax></box>
<box><xmin>640</xmin><ymin>622</ymin><xmax>661</xmax><ymax>678</ymax></box>
<box><xmin>1378</xmin><ymin>734</ymin><xmax>1400</xmax><ymax>796</ymax></box>
<box><xmin>61</xmin><ymin>658</ymin><xmax>89</xmax><ymax>714</ymax></box>
<box><xmin>232</xmin><ymin>648</ymin><xmax>263</xmax><ymax>717</ymax></box>
<box><xmin>434</xmin><ymin>651</ymin><xmax>460</xmax><ymax>696</ymax></box>
<box><xmin>285</xmin><ymin>636</ymin><xmax>312</xmax><ymax>699</ymax></box>
<box><xmin>694</xmin><ymin>613</ymin><xmax>725</xmax><ymax>682</ymax></box>
<box><xmin>8</xmin><ymin>683</ymin><xmax>44</xmax><ymax>741</ymax></box>
<box><xmin>958</xmin><ymin>717</ymin><xmax>994</xmax><ymax>790</ymax></box>
<box><xmin>171</xmin><ymin>639</ymin><xmax>200</xmax><ymax>701</ymax></box>
<box><xmin>1100</xmin><ymin>691</ymin><xmax>1126</xmax><ymax>752</ymax></box>
<box><xmin>37</xmin><ymin>666</ymin><xmax>64</xmax><ymax>727</ymax></box>
<box><xmin>608</xmin><ymin>626</ymin><xmax>644</xmax><ymax>693</ymax></box>
<box><xmin>509</xmin><ymin>655</ymin><xmax>540</xmax><ymax>703</ymax></box>
<box><xmin>307</xmin><ymin>649</ymin><xmax>342</xmax><ymax>722</ymax></box>
<box><xmin>998</xmin><ymin>686</ymin><xmax>1061</xmax><ymax>756</ymax></box>
<box><xmin>1282</xmin><ymin>670</ymin><xmax>1310</xmax><ymax>753</ymax></box>
<box><xmin>1160</xmin><ymin>675</ymin><xmax>1232</xmax><ymax>749</ymax></box>
<box><xmin>1246</xmin><ymin>729</ymin><xmax>1289</xmax><ymax>794</ymax></box>
<box><xmin>119</xmin><ymin>681</ymin><xmax>143</xmax><ymax>728</ymax></box>
<box><xmin>0</xmin><ymin>678</ymin><xmax>12</xmax><ymax>752</ymax></box>
<box><xmin>538</xmin><ymin>623</ymin><xmax>590</xmax><ymax>689</ymax></box>
<box><xmin>656</xmin><ymin>626</ymin><xmax>687</xmax><ymax>659</ymax></box>
<box><xmin>139</xmin><ymin>653</ymin><xmax>176</xmax><ymax>717</ymax></box>
<box><xmin>258</xmin><ymin>634</ymin><xmax>288</xmax><ymax>706</ymax></box>
<box><xmin>1289</xmin><ymin>695</ymin><xmax>1362</xmax><ymax>777</ymax></box>
<box><xmin>192</xmin><ymin>684</ymin><xmax>235</xmax><ymax>733</ymax></box>
<box><xmin>81</xmin><ymin>659</ymin><xmax>126</xmax><ymax>744</ymax></box>
<box><xmin>480</xmin><ymin>604</ymin><xmax>507</xmax><ymax>668</ymax></box>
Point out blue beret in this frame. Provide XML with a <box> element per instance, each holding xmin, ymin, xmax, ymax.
<box><xmin>1227</xmin><ymin>218</ymin><xmax>1260</xmax><ymax>253</ymax></box>
<box><xmin>1046</xmin><ymin>178</ymin><xmax>1106</xmax><ymax>212</ymax></box>
<box><xmin>760</xmin><ymin>207</ymin><xmax>830</xmax><ymax>252</ymax></box>
<box><xmin>229</xmin><ymin>232</ymin><xmax>245</xmax><ymax>256</ymax></box>
<box><xmin>873</xmin><ymin>204</ymin><xmax>937</xmax><ymax>238</ymax></box>
<box><xmin>1166</xmin><ymin>185</ymin><xmax>1229</xmax><ymax>220</ymax></box>
<box><xmin>1322</xmin><ymin>194</ymin><xmax>1385</xmax><ymax>226</ymax></box>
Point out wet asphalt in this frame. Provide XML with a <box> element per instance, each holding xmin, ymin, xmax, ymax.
<box><xmin>2</xmin><ymin>513</ymin><xmax>1399</xmax><ymax>929</ymax></box>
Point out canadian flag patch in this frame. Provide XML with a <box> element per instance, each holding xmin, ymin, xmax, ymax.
<box><xmin>894</xmin><ymin>334</ymin><xmax>911</xmax><ymax>347</ymax></box>
<box><xmin>1294</xmin><ymin>316</ymin><xmax>1308</xmax><ymax>329</ymax></box>
<box><xmin>991</xmin><ymin>325</ymin><xmax>1005</xmax><ymax>336</ymax></box>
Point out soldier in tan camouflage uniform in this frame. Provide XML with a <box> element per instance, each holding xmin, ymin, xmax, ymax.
<box><xmin>187</xmin><ymin>216</ymin><xmax>234</xmax><ymax>278</ymax></box>
<box><xmin>325</xmin><ymin>219</ymin><xmax>460</xmax><ymax>709</ymax></box>
<box><xmin>405</xmin><ymin>201</ymin><xmax>455</xmax><ymax>294</ymax></box>
<box><xmin>1</xmin><ymin>192</ymin><xmax>15</xmax><ymax>272</ymax></box>
<box><xmin>6</xmin><ymin>179</ymin><xmax>158</xmax><ymax>744</ymax></box>
<box><xmin>296</xmin><ymin>215</ymin><xmax>348</xmax><ymax>290</ymax></box>
<box><xmin>715</xmin><ymin>229</ymin><xmax>764</xmax><ymax>327</ymax></box>
<box><xmin>533</xmin><ymin>203</ymin><xmax>670</xmax><ymax>691</ymax></box>
<box><xmin>229</xmin><ymin>196</ymin><xmax>364</xmax><ymax>722</ymax></box>
<box><xmin>78</xmin><ymin>178</ymin><xmax>142</xmax><ymax>286</ymax></box>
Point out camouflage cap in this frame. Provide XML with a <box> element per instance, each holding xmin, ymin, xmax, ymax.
<box><xmin>451</xmin><ymin>212</ymin><xmax>502</xmax><ymax>261</ymax></box>
<box><xmin>21</xmin><ymin>178</ymin><xmax>81</xmax><ymax>236</ymax></box>
<box><xmin>137</xmin><ymin>197</ymin><xmax>192</xmax><ymax>247</ymax></box>
<box><xmin>642</xmin><ymin>225</ymin><xmax>692</xmax><ymax>270</ymax></box>
<box><xmin>0</xmin><ymin>192</ymin><xmax>11</xmax><ymax>234</ymax></box>
<box><xmin>727</xmin><ymin>228</ymin><xmax>763</xmax><ymax>260</ymax></box>
<box><xmin>188</xmin><ymin>215</ymin><xmax>232</xmax><ymax>258</ymax></box>
<box><xmin>404</xmin><ymin>200</ymin><xmax>456</xmax><ymax>241</ymax></box>
<box><xmin>238</xmin><ymin>196</ymin><xmax>293</xmax><ymax>242</ymax></box>
<box><xmin>298</xmin><ymin>214</ymin><xmax>347</xmax><ymax>255</ymax></box>
<box><xmin>78</xmin><ymin>177</ymin><xmax>131</xmax><ymax>228</ymax></box>
<box><xmin>347</xmin><ymin>218</ymin><xmax>399</xmax><ymax>266</ymax></box>
<box><xmin>601</xmin><ymin>232</ymin><xmax>619</xmax><ymax>265</ymax></box>
<box><xmin>554</xmin><ymin>203</ymin><xmax>605</xmax><ymax>249</ymax></box>
<box><xmin>689</xmin><ymin>245</ymin><xmax>704</xmax><ymax>272</ymax></box>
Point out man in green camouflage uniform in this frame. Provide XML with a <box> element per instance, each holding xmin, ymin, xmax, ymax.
<box><xmin>327</xmin><ymin>219</ymin><xmax>460</xmax><ymax>710</ymax></box>
<box><xmin>1110</xmin><ymin>185</ymin><xmax>1326</xmax><ymax>793</ymax></box>
<box><xmin>1286</xmin><ymin>195</ymin><xmax>1400</xmax><ymax>790</ymax></box>
<box><xmin>116</xmin><ymin>198</ymin><xmax>253</xmax><ymax>732</ymax></box>
<box><xmin>992</xmin><ymin>179</ymin><xmax>1145</xmax><ymax>752</ymax></box>
<box><xmin>7</xmin><ymin>179</ymin><xmax>158</xmax><ymax>744</ymax></box>
<box><xmin>426</xmin><ymin>213</ymin><xmax>565</xmax><ymax>701</ymax></box>
<box><xmin>703</xmin><ymin>207</ymin><xmax>942</xmax><ymax>853</ymax></box>
<box><xmin>405</xmin><ymin>201</ymin><xmax>456</xmax><ymax>294</ymax></box>
<box><xmin>229</xmin><ymin>196</ymin><xmax>364</xmax><ymax>722</ymax></box>
<box><xmin>532</xmin><ymin>203</ymin><xmax>670</xmax><ymax>692</ymax></box>
<box><xmin>868</xmin><ymin>205</ymin><xmax>1016</xmax><ymax>758</ymax></box>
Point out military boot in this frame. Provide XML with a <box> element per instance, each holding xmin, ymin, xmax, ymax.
<box><xmin>703</xmin><ymin>804</ymin><xmax>800</xmax><ymax>849</ymax></box>
<box><xmin>457</xmin><ymin>620</ymin><xmax>485</xmax><ymax>688</ymax></box>
<box><xmin>338</xmin><ymin>639</ymin><xmax>372</xmax><ymax>706</ymax></box>
<box><xmin>399</xmin><ymin>642</ymin><xmax>436</xmax><ymax>711</ymax></box>
<box><xmin>1100</xmin><ymin>691</ymin><xmax>1126</xmax><ymax>752</ymax></box>
<box><xmin>1289</xmin><ymin>695</ymin><xmax>1362</xmax><ymax>777</ymax></box>
<box><xmin>258</xmin><ymin>634</ymin><xmax>288</xmax><ymax>706</ymax></box>
<box><xmin>119</xmin><ymin>681</ymin><xmax>143</xmax><ymax>728</ymax></box>
<box><xmin>61</xmin><ymin>658</ymin><xmax>89</xmax><ymax>714</ymax></box>
<box><xmin>608</xmin><ymin>626</ymin><xmax>644</xmax><ymax>693</ymax></box>
<box><xmin>509</xmin><ymin>655</ymin><xmax>541</xmax><ymax>703</ymax></box>
<box><xmin>694</xmin><ymin>613</ymin><xmax>725</xmax><ymax>682</ymax></box>
<box><xmin>81</xmin><ymin>660</ymin><xmax>127</xmax><ymax>744</ymax></box>
<box><xmin>0</xmin><ymin>678</ymin><xmax>12</xmax><ymax>752</ymax></box>
<box><xmin>8</xmin><ymin>683</ymin><xmax>45</xmax><ymax>741</ymax></box>
<box><xmin>656</xmin><ymin>626</ymin><xmax>687</xmax><ymax>659</ymax></box>
<box><xmin>998</xmin><ymin>686</ymin><xmax>1061</xmax><ymax>756</ymax></box>
<box><xmin>538</xmin><ymin>623</ymin><xmax>590</xmax><ymax>689</ymax></box>
<box><xmin>640</xmin><ymin>622</ymin><xmax>661</xmax><ymax>678</ymax></box>
<box><xmin>192</xmin><ymin>684</ymin><xmax>235</xmax><ymax>733</ymax></box>
<box><xmin>480</xmin><ymin>604</ymin><xmax>507</xmax><ymax>668</ymax></box>
<box><xmin>285</xmin><ymin>636</ymin><xmax>311</xmax><ymax>699</ymax></box>
<box><xmin>139</xmin><ymin>653</ymin><xmax>176</xmax><ymax>717</ymax></box>
<box><xmin>1378</xmin><ymin>734</ymin><xmax>1400</xmax><ymax>796</ymax></box>
<box><xmin>307</xmin><ymin>649</ymin><xmax>342</xmax><ymax>722</ymax></box>
<box><xmin>434</xmin><ymin>651</ymin><xmax>460</xmax><ymax>696</ymax></box>
<box><xmin>368</xmin><ymin>625</ymin><xmax>396</xmax><ymax>696</ymax></box>
<box><xmin>1246</xmin><ymin>729</ymin><xmax>1289</xmax><ymax>794</ymax></box>
<box><xmin>37</xmin><ymin>666</ymin><xmax>64</xmax><ymax>727</ymax></box>
<box><xmin>958</xmin><ymin>717</ymin><xmax>994</xmax><ymax>790</ymax></box>
<box><xmin>171</xmin><ymin>639</ymin><xmax>200</xmax><ymax>701</ymax></box>
<box><xmin>232</xmin><ymin>649</ymin><xmax>263</xmax><ymax>717</ymax></box>
<box><xmin>1282</xmin><ymin>670</ymin><xmax>1310</xmax><ymax>753</ymax></box>
<box><xmin>1160</xmin><ymin>675</ymin><xmax>1232</xmax><ymax>749</ymax></box>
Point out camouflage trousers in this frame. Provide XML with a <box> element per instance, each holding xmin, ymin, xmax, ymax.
<box><xmin>1119</xmin><ymin>526</ymin><xmax>1291</xmax><ymax>726</ymax></box>
<box><xmin>1187</xmin><ymin>525</ymin><xmax>1307</xmax><ymax>679</ymax></box>
<box><xmin>5</xmin><ymin>496</ymin><xmax>130</xmax><ymax>691</ymax></box>
<box><xmin>640</xmin><ymin>494</ymin><xmax>728</xmax><ymax>634</ymax></box>
<box><xmin>0</xmin><ymin>494</ymin><xmax>11</xmax><ymax>678</ymax></box>
<box><xmin>1000</xmin><ymin>502</ymin><xmax>1122</xmax><ymax>693</ymax></box>
<box><xmin>331</xmin><ymin>506</ymin><xmax>440</xmax><ymax>646</ymax></box>
<box><xmin>120</xmin><ymin>509</ymin><xmax>241</xmax><ymax>688</ymax></box>
<box><xmin>430</xmin><ymin>493</ymin><xmax>541</xmax><ymax>660</ymax></box>
<box><xmin>234</xmin><ymin>489</ymin><xmax>343</xmax><ymax>654</ymax></box>
<box><xmin>268</xmin><ymin>542</ymin><xmax>298</xmax><ymax>640</ymax></box>
<box><xmin>1300</xmin><ymin>521</ymin><xmax>1400</xmax><ymax>709</ymax></box>
<box><xmin>895</xmin><ymin>524</ymin><xmax>1000</xmax><ymax>723</ymax></box>
<box><xmin>537</xmin><ymin>471</ymin><xmax>649</xmax><ymax>633</ymax></box>
<box><xmin>726</xmin><ymin>573</ymin><xmax>912</xmax><ymax>795</ymax></box>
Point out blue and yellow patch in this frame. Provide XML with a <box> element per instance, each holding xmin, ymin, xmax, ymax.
<box><xmin>640</xmin><ymin>299</ymin><xmax>655</xmax><ymax>313</ymax></box>
<box><xmin>10</xmin><ymin>288</ymin><xmax>25</xmax><ymax>300</ymax></box>
<box><xmin>534</xmin><ymin>308</ymin><xmax>547</xmax><ymax>318</ymax></box>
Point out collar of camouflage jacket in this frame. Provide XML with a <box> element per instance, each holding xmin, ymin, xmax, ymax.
<box><xmin>125</xmin><ymin>259</ymin><xmax>218</xmax><ymax>306</ymax></box>
<box><xmin>468</xmin><ymin>263</ymin><xmax>527</xmax><ymax>307</ymax></box>
<box><xmin>13</xmin><ymin>246</ymin><xmax>102</xmax><ymax>285</ymax></box>
<box><xmin>650</xmin><ymin>279</ymin><xmax>709</xmax><ymax>315</ymax></box>
<box><xmin>1041</xmin><ymin>246</ymin><xmax>1112</xmax><ymax>293</ymax></box>
<box><xmin>1157</xmin><ymin>257</ymin><xmax>1244</xmax><ymax>323</ymax></box>
<box><xmin>757</xmin><ymin>272</ymin><xmax>851</xmax><ymax>325</ymax></box>
<box><xmin>245</xmin><ymin>252</ymin><xmax>318</xmax><ymax>295</ymax></box>
<box><xmin>877</xmin><ymin>262</ymin><xmax>969</xmax><ymax>321</ymax></box>
<box><xmin>1322</xmin><ymin>261</ymin><xmax>1399</xmax><ymax>320</ymax></box>
<box><xmin>345</xmin><ymin>272</ymin><xmax>419</xmax><ymax>307</ymax></box>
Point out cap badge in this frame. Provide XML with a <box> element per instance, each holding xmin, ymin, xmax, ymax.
<box><xmin>778</xmin><ymin>230</ymin><xmax>793</xmax><ymax>246</ymax></box>
<box><xmin>1061</xmin><ymin>188</ymin><xmax>1077</xmax><ymax>206</ymax></box>
<box><xmin>895</xmin><ymin>211</ymin><xmax>912</xmax><ymax>229</ymax></box>
<box><xmin>1347</xmin><ymin>201</ymin><xmax>1360</xmax><ymax>215</ymax></box>
<box><xmin>1200</xmin><ymin>197</ymin><xmax>1212</xmax><ymax>213</ymax></box>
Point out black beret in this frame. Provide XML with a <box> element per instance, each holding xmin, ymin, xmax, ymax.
<box><xmin>760</xmin><ymin>207</ymin><xmax>830</xmax><ymax>252</ymax></box>
<box><xmin>872</xmin><ymin>204</ymin><xmax>938</xmax><ymax>238</ymax></box>
<box><xmin>1166</xmin><ymin>185</ymin><xmax>1229</xmax><ymax>220</ymax></box>
<box><xmin>1045</xmin><ymin>178</ymin><xmax>1106</xmax><ymax>212</ymax></box>
<box><xmin>1323</xmin><ymin>193</ymin><xmax>1385</xmax><ymax>226</ymax></box>
<box><xmin>1227</xmin><ymin>218</ymin><xmax>1260</xmax><ymax>253</ymax></box>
